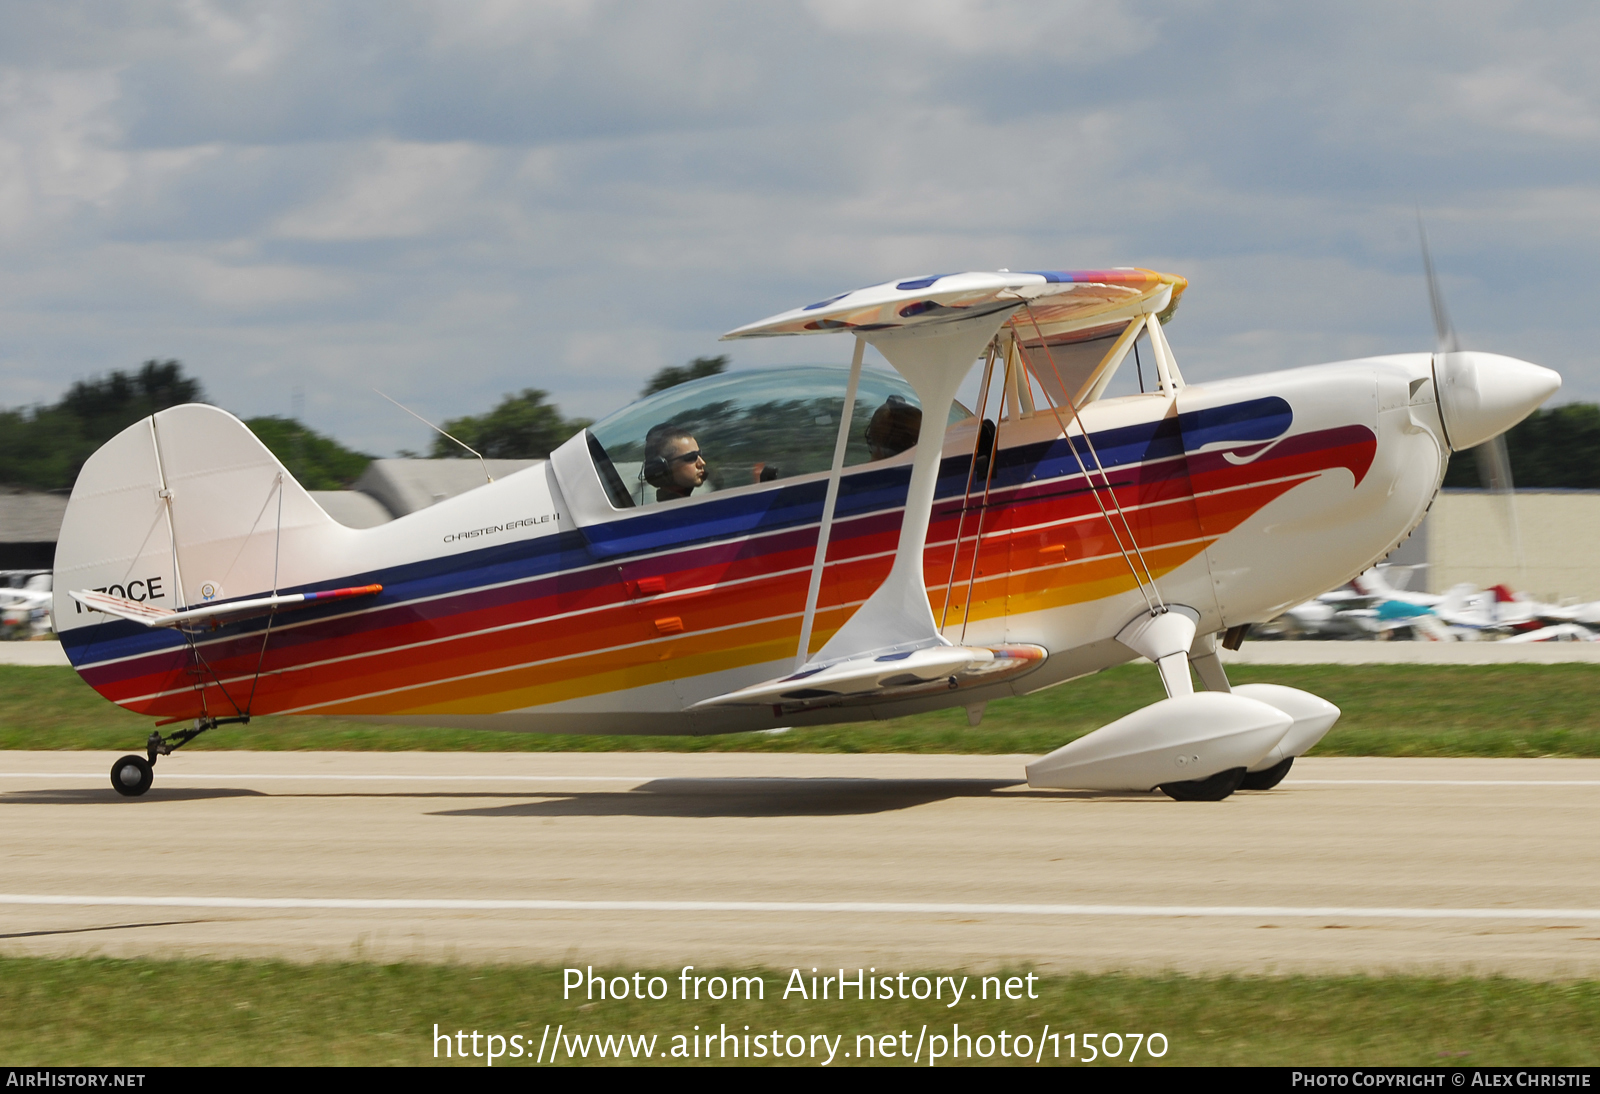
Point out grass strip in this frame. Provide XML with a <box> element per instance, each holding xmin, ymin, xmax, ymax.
<box><xmin>0</xmin><ymin>958</ymin><xmax>1594</xmax><ymax>1067</ymax></box>
<box><xmin>2</xmin><ymin>663</ymin><xmax>1598</xmax><ymax>758</ymax></box>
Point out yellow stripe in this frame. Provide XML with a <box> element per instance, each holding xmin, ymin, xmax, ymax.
<box><xmin>319</xmin><ymin>542</ymin><xmax>1211</xmax><ymax>715</ymax></box>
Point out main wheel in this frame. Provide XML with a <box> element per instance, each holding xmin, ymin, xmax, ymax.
<box><xmin>110</xmin><ymin>754</ymin><xmax>153</xmax><ymax>797</ymax></box>
<box><xmin>1240</xmin><ymin>756</ymin><xmax>1293</xmax><ymax>790</ymax></box>
<box><xmin>1158</xmin><ymin>766</ymin><xmax>1246</xmax><ymax>802</ymax></box>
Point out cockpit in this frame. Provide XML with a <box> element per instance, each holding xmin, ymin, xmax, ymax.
<box><xmin>582</xmin><ymin>365</ymin><xmax>972</xmax><ymax>510</ymax></box>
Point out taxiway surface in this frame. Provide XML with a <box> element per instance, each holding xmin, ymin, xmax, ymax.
<box><xmin>1</xmin><ymin>751</ymin><xmax>1596</xmax><ymax>977</ymax></box>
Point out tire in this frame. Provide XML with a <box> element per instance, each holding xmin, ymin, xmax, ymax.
<box><xmin>110</xmin><ymin>754</ymin><xmax>153</xmax><ymax>797</ymax></box>
<box><xmin>1239</xmin><ymin>756</ymin><xmax>1294</xmax><ymax>791</ymax></box>
<box><xmin>1158</xmin><ymin>766</ymin><xmax>1246</xmax><ymax>802</ymax></box>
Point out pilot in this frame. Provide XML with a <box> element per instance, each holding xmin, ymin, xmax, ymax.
<box><xmin>643</xmin><ymin>424</ymin><xmax>708</xmax><ymax>503</ymax></box>
<box><xmin>865</xmin><ymin>395</ymin><xmax>922</xmax><ymax>461</ymax></box>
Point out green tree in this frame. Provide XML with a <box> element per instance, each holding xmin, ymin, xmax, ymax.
<box><xmin>430</xmin><ymin>389</ymin><xmax>592</xmax><ymax>459</ymax></box>
<box><xmin>640</xmin><ymin>355</ymin><xmax>729</xmax><ymax>397</ymax></box>
<box><xmin>1442</xmin><ymin>404</ymin><xmax>1600</xmax><ymax>489</ymax></box>
<box><xmin>243</xmin><ymin>417</ymin><xmax>374</xmax><ymax>490</ymax></box>
<box><xmin>0</xmin><ymin>360</ymin><xmax>204</xmax><ymax>491</ymax></box>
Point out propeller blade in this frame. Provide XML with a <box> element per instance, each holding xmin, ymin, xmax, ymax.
<box><xmin>1475</xmin><ymin>433</ymin><xmax>1514</xmax><ymax>494</ymax></box>
<box><xmin>1477</xmin><ymin>432</ymin><xmax>1526</xmax><ymax>583</ymax></box>
<box><xmin>1422</xmin><ymin>219</ymin><xmax>1529</xmax><ymax>587</ymax></box>
<box><xmin>1418</xmin><ymin>214</ymin><xmax>1458</xmax><ymax>354</ymax></box>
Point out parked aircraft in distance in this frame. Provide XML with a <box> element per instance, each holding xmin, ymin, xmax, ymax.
<box><xmin>54</xmin><ymin>267</ymin><xmax>1560</xmax><ymax>799</ymax></box>
<box><xmin>1</xmin><ymin>572</ymin><xmax>53</xmax><ymax>640</ymax></box>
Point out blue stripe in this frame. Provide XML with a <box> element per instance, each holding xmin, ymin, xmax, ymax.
<box><xmin>64</xmin><ymin>398</ymin><xmax>1291</xmax><ymax>669</ymax></box>
<box><xmin>62</xmin><ymin>529</ymin><xmax>594</xmax><ymax>667</ymax></box>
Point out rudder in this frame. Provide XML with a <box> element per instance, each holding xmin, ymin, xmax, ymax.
<box><xmin>53</xmin><ymin>404</ymin><xmax>344</xmax><ymax>650</ymax></box>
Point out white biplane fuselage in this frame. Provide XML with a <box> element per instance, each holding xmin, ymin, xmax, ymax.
<box><xmin>52</xmin><ymin>268</ymin><xmax>1560</xmax><ymax>799</ymax></box>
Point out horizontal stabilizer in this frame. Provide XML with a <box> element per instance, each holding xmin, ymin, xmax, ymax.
<box><xmin>71</xmin><ymin>584</ymin><xmax>383</xmax><ymax>630</ymax></box>
<box><xmin>692</xmin><ymin>644</ymin><xmax>1046</xmax><ymax>712</ymax></box>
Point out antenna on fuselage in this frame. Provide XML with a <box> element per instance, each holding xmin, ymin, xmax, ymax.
<box><xmin>373</xmin><ymin>388</ymin><xmax>493</xmax><ymax>485</ymax></box>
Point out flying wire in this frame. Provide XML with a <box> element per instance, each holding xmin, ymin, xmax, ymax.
<box><xmin>957</xmin><ymin>352</ymin><xmax>1008</xmax><ymax>646</ymax></box>
<box><xmin>374</xmin><ymin>388</ymin><xmax>494</xmax><ymax>485</ymax></box>
<box><xmin>938</xmin><ymin>340</ymin><xmax>998</xmax><ymax>634</ymax></box>
<box><xmin>1019</xmin><ymin>305</ymin><xmax>1165</xmax><ymax>614</ymax></box>
<box><xmin>243</xmin><ymin>472</ymin><xmax>285</xmax><ymax>718</ymax></box>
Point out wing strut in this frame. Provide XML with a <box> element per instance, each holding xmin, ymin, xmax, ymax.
<box><xmin>810</xmin><ymin>309</ymin><xmax>1019</xmax><ymax>662</ymax></box>
<box><xmin>698</xmin><ymin>268</ymin><xmax>1194</xmax><ymax>712</ymax></box>
<box><xmin>794</xmin><ymin>336</ymin><xmax>865</xmax><ymax>669</ymax></box>
<box><xmin>694</xmin><ymin>306</ymin><xmax>1048</xmax><ymax>712</ymax></box>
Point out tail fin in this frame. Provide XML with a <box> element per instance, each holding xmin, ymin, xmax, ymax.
<box><xmin>53</xmin><ymin>404</ymin><xmax>345</xmax><ymax>647</ymax></box>
<box><xmin>1351</xmin><ymin>567</ymin><xmax>1394</xmax><ymax>598</ymax></box>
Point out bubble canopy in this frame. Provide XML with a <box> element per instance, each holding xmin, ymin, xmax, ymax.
<box><xmin>585</xmin><ymin>365</ymin><xmax>972</xmax><ymax>509</ymax></box>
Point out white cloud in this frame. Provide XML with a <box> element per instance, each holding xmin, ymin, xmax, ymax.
<box><xmin>274</xmin><ymin>140</ymin><xmax>504</xmax><ymax>241</ymax></box>
<box><xmin>1449</xmin><ymin>65</ymin><xmax>1600</xmax><ymax>140</ymax></box>
<box><xmin>804</xmin><ymin>0</ymin><xmax>1154</xmax><ymax>60</ymax></box>
<box><xmin>0</xmin><ymin>68</ymin><xmax>127</xmax><ymax>236</ymax></box>
<box><xmin>2</xmin><ymin>0</ymin><xmax>1598</xmax><ymax>452</ymax></box>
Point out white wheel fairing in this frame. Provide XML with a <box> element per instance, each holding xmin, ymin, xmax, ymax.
<box><xmin>1025</xmin><ymin>692</ymin><xmax>1292</xmax><ymax>791</ymax></box>
<box><xmin>1230</xmin><ymin>683</ymin><xmax>1341</xmax><ymax>771</ymax></box>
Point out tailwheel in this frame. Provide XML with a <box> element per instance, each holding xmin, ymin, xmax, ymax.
<box><xmin>1240</xmin><ymin>756</ymin><xmax>1294</xmax><ymax>790</ymax></box>
<box><xmin>108</xmin><ymin>715</ymin><xmax>250</xmax><ymax>798</ymax></box>
<box><xmin>110</xmin><ymin>754</ymin><xmax>153</xmax><ymax>798</ymax></box>
<box><xmin>1158</xmin><ymin>766</ymin><xmax>1246</xmax><ymax>802</ymax></box>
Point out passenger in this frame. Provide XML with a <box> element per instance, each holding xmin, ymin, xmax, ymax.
<box><xmin>865</xmin><ymin>395</ymin><xmax>922</xmax><ymax>461</ymax></box>
<box><xmin>642</xmin><ymin>424</ymin><xmax>708</xmax><ymax>503</ymax></box>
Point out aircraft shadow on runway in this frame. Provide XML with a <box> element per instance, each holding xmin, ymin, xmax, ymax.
<box><xmin>0</xmin><ymin>918</ymin><xmax>214</xmax><ymax>940</ymax></box>
<box><xmin>430</xmin><ymin>776</ymin><xmax>1036</xmax><ymax>818</ymax></box>
<box><xmin>0</xmin><ymin>787</ymin><xmax>267</xmax><ymax>805</ymax></box>
<box><xmin>0</xmin><ymin>780</ymin><xmax>1153</xmax><ymax>811</ymax></box>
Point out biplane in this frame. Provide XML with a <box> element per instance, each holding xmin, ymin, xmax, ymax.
<box><xmin>53</xmin><ymin>267</ymin><xmax>1560</xmax><ymax>799</ymax></box>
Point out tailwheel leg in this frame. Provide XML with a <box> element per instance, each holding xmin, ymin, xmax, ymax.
<box><xmin>109</xmin><ymin>715</ymin><xmax>250</xmax><ymax>798</ymax></box>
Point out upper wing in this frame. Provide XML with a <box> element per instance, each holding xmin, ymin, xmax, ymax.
<box><xmin>722</xmin><ymin>268</ymin><xmax>1185</xmax><ymax>341</ymax></box>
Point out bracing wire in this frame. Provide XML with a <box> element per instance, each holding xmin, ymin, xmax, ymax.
<box><xmin>1029</xmin><ymin>308</ymin><xmax>1166</xmax><ymax>607</ymax></box>
<box><xmin>938</xmin><ymin>340</ymin><xmax>998</xmax><ymax>633</ymax></box>
<box><xmin>243</xmin><ymin>472</ymin><xmax>285</xmax><ymax>718</ymax></box>
<box><xmin>1018</xmin><ymin>305</ymin><xmax>1166</xmax><ymax>614</ymax></box>
<box><xmin>374</xmin><ymin>388</ymin><xmax>494</xmax><ymax>485</ymax></box>
<box><xmin>958</xmin><ymin>359</ymin><xmax>1008</xmax><ymax>646</ymax></box>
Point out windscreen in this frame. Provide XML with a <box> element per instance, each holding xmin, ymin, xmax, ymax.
<box><xmin>586</xmin><ymin>365</ymin><xmax>972</xmax><ymax>509</ymax></box>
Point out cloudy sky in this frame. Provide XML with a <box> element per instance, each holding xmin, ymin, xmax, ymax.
<box><xmin>2</xmin><ymin>1</ymin><xmax>1597</xmax><ymax>454</ymax></box>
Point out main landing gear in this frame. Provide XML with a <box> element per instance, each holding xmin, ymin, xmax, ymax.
<box><xmin>109</xmin><ymin>716</ymin><xmax>249</xmax><ymax>797</ymax></box>
<box><xmin>1158</xmin><ymin>766</ymin><xmax>1248</xmax><ymax>802</ymax></box>
<box><xmin>1025</xmin><ymin>613</ymin><xmax>1341</xmax><ymax>801</ymax></box>
<box><xmin>1239</xmin><ymin>756</ymin><xmax>1294</xmax><ymax>791</ymax></box>
<box><xmin>1155</xmin><ymin>751</ymin><xmax>1295</xmax><ymax>800</ymax></box>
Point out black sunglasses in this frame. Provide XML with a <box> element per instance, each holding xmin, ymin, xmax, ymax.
<box><xmin>667</xmin><ymin>449</ymin><xmax>705</xmax><ymax>465</ymax></box>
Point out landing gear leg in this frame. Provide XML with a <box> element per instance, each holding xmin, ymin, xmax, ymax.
<box><xmin>107</xmin><ymin>715</ymin><xmax>249</xmax><ymax>798</ymax></box>
<box><xmin>1189</xmin><ymin>630</ymin><xmax>1232</xmax><ymax>693</ymax></box>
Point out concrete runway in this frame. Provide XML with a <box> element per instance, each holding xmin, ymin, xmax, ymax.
<box><xmin>1</xmin><ymin>751</ymin><xmax>1597</xmax><ymax>978</ymax></box>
